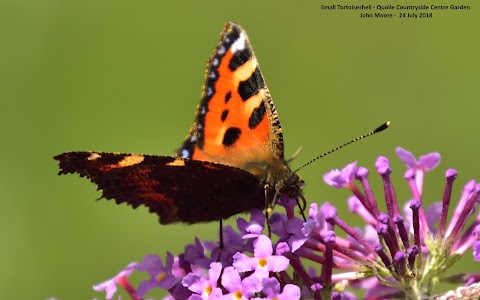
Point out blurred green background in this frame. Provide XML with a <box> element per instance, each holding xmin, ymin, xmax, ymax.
<box><xmin>1</xmin><ymin>0</ymin><xmax>478</xmax><ymax>299</ymax></box>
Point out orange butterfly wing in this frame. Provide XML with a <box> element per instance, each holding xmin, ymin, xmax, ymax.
<box><xmin>177</xmin><ymin>22</ymin><xmax>284</xmax><ymax>172</ymax></box>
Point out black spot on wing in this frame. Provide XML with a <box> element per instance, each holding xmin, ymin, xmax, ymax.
<box><xmin>238</xmin><ymin>67</ymin><xmax>265</xmax><ymax>101</ymax></box>
<box><xmin>228</xmin><ymin>47</ymin><xmax>253</xmax><ymax>71</ymax></box>
<box><xmin>222</xmin><ymin>127</ymin><xmax>241</xmax><ymax>146</ymax></box>
<box><xmin>225</xmin><ymin>91</ymin><xmax>232</xmax><ymax>103</ymax></box>
<box><xmin>249</xmin><ymin>102</ymin><xmax>266</xmax><ymax>129</ymax></box>
<box><xmin>221</xmin><ymin>109</ymin><xmax>229</xmax><ymax>122</ymax></box>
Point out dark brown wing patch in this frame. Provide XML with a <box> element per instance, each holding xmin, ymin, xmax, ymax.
<box><xmin>54</xmin><ymin>152</ymin><xmax>266</xmax><ymax>224</ymax></box>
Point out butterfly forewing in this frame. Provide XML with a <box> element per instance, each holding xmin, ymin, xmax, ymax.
<box><xmin>177</xmin><ymin>22</ymin><xmax>284</xmax><ymax>166</ymax></box>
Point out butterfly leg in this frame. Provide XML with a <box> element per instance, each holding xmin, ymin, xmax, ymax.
<box><xmin>297</xmin><ymin>195</ymin><xmax>307</xmax><ymax>221</ymax></box>
<box><xmin>215</xmin><ymin>219</ymin><xmax>224</xmax><ymax>262</ymax></box>
<box><xmin>219</xmin><ymin>219</ymin><xmax>224</xmax><ymax>249</ymax></box>
<box><xmin>264</xmin><ymin>184</ymin><xmax>272</xmax><ymax>238</ymax></box>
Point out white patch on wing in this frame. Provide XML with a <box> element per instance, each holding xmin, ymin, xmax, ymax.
<box><xmin>230</xmin><ymin>32</ymin><xmax>246</xmax><ymax>53</ymax></box>
<box><xmin>181</xmin><ymin>149</ymin><xmax>190</xmax><ymax>158</ymax></box>
<box><xmin>218</xmin><ymin>45</ymin><xmax>226</xmax><ymax>55</ymax></box>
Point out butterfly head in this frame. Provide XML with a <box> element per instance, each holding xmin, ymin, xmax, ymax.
<box><xmin>269</xmin><ymin>169</ymin><xmax>306</xmax><ymax>219</ymax></box>
<box><xmin>276</xmin><ymin>171</ymin><xmax>304</xmax><ymax>200</ymax></box>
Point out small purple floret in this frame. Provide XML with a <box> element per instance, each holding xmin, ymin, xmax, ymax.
<box><xmin>135</xmin><ymin>253</ymin><xmax>177</xmax><ymax>297</ymax></box>
<box><xmin>182</xmin><ymin>262</ymin><xmax>222</xmax><ymax>297</ymax></box>
<box><xmin>258</xmin><ymin>277</ymin><xmax>301</xmax><ymax>300</ymax></box>
<box><xmin>221</xmin><ymin>266</ymin><xmax>261</xmax><ymax>299</ymax></box>
<box><xmin>410</xmin><ymin>199</ymin><xmax>421</xmax><ymax>210</ymax></box>
<box><xmin>394</xmin><ymin>251</ymin><xmax>407</xmax><ymax>262</ymax></box>
<box><xmin>375</xmin><ymin>156</ymin><xmax>390</xmax><ymax>169</ymax></box>
<box><xmin>355</xmin><ymin>167</ymin><xmax>369</xmax><ymax>178</ymax></box>
<box><xmin>93</xmin><ymin>263</ymin><xmax>137</xmax><ymax>300</ymax></box>
<box><xmin>378</xmin><ymin>213</ymin><xmax>389</xmax><ymax>224</ymax></box>
<box><xmin>396</xmin><ymin>147</ymin><xmax>440</xmax><ymax>172</ymax></box>
<box><xmin>446</xmin><ymin>168</ymin><xmax>457</xmax><ymax>178</ymax></box>
<box><xmin>321</xmin><ymin>203</ymin><xmax>338</xmax><ymax>221</ymax></box>
<box><xmin>321</xmin><ymin>230</ymin><xmax>336</xmax><ymax>243</ymax></box>
<box><xmin>323</xmin><ymin>162</ymin><xmax>357</xmax><ymax>188</ymax></box>
<box><xmin>404</xmin><ymin>169</ymin><xmax>415</xmax><ymax>180</ymax></box>
<box><xmin>241</xmin><ymin>209</ymin><xmax>265</xmax><ymax>239</ymax></box>
<box><xmin>233</xmin><ymin>235</ymin><xmax>290</xmax><ymax>280</ymax></box>
<box><xmin>473</xmin><ymin>226</ymin><xmax>480</xmax><ymax>262</ymax></box>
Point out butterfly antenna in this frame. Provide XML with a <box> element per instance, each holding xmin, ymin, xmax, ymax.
<box><xmin>293</xmin><ymin>121</ymin><xmax>390</xmax><ymax>173</ymax></box>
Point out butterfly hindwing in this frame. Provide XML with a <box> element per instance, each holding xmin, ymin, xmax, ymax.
<box><xmin>54</xmin><ymin>152</ymin><xmax>266</xmax><ymax>224</ymax></box>
<box><xmin>177</xmin><ymin>22</ymin><xmax>284</xmax><ymax>168</ymax></box>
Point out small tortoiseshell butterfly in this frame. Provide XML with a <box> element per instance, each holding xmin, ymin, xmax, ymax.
<box><xmin>54</xmin><ymin>22</ymin><xmax>305</xmax><ymax>224</ymax></box>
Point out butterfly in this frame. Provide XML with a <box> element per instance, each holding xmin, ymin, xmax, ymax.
<box><xmin>54</xmin><ymin>22</ymin><xmax>305</xmax><ymax>225</ymax></box>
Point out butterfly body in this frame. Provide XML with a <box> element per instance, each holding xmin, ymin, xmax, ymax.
<box><xmin>54</xmin><ymin>22</ymin><xmax>304</xmax><ymax>224</ymax></box>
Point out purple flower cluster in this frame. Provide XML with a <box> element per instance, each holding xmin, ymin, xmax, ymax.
<box><xmin>93</xmin><ymin>148</ymin><xmax>480</xmax><ymax>300</ymax></box>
